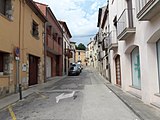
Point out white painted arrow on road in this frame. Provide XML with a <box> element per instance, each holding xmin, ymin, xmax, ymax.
<box><xmin>56</xmin><ymin>91</ymin><xmax>75</xmax><ymax>103</ymax></box>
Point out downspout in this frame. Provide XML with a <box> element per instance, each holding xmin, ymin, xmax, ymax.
<box><xmin>62</xmin><ymin>32</ymin><xmax>64</xmax><ymax>76</ymax></box>
<box><xmin>17</xmin><ymin>0</ymin><xmax>22</xmax><ymax>100</ymax></box>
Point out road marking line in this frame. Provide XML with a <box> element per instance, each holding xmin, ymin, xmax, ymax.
<box><xmin>56</xmin><ymin>91</ymin><xmax>75</xmax><ymax>103</ymax></box>
<box><xmin>35</xmin><ymin>92</ymin><xmax>49</xmax><ymax>99</ymax></box>
<box><xmin>8</xmin><ymin>105</ymin><xmax>16</xmax><ymax>120</ymax></box>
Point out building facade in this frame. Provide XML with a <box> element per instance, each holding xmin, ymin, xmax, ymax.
<box><xmin>0</xmin><ymin>0</ymin><xmax>46</xmax><ymax>97</ymax></box>
<box><xmin>87</xmin><ymin>40</ymin><xmax>94</xmax><ymax>67</ymax></box>
<box><xmin>69</xmin><ymin>41</ymin><xmax>76</xmax><ymax>64</ymax></box>
<box><xmin>97</xmin><ymin>5</ymin><xmax>110</xmax><ymax>80</ymax></box>
<box><xmin>75</xmin><ymin>50</ymin><xmax>87</xmax><ymax>66</ymax></box>
<box><xmin>98</xmin><ymin>0</ymin><xmax>160</xmax><ymax>108</ymax></box>
<box><xmin>36</xmin><ymin>2</ymin><xmax>63</xmax><ymax>79</ymax></box>
<box><xmin>59</xmin><ymin>21</ymin><xmax>72</xmax><ymax>75</ymax></box>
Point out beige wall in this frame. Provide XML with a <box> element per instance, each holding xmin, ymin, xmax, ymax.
<box><xmin>75</xmin><ymin>50</ymin><xmax>87</xmax><ymax>66</ymax></box>
<box><xmin>0</xmin><ymin>0</ymin><xmax>45</xmax><ymax>96</ymax></box>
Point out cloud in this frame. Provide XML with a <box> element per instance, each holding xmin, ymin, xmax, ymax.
<box><xmin>34</xmin><ymin>0</ymin><xmax>106</xmax><ymax>45</ymax></box>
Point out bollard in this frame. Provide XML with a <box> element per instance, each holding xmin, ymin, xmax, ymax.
<box><xmin>19</xmin><ymin>84</ymin><xmax>22</xmax><ymax>100</ymax></box>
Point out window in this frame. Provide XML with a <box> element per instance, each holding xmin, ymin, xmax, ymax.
<box><xmin>156</xmin><ymin>40</ymin><xmax>160</xmax><ymax>92</ymax></box>
<box><xmin>47</xmin><ymin>25</ymin><xmax>52</xmax><ymax>36</ymax></box>
<box><xmin>0</xmin><ymin>0</ymin><xmax>13</xmax><ymax>20</ymax></box>
<box><xmin>78</xmin><ymin>52</ymin><xmax>80</xmax><ymax>55</ymax></box>
<box><xmin>131</xmin><ymin>47</ymin><xmax>141</xmax><ymax>89</ymax></box>
<box><xmin>0</xmin><ymin>52</ymin><xmax>10</xmax><ymax>75</ymax></box>
<box><xmin>113</xmin><ymin>16</ymin><xmax>117</xmax><ymax>28</ymax></box>
<box><xmin>32</xmin><ymin>20</ymin><xmax>39</xmax><ymax>38</ymax></box>
<box><xmin>58</xmin><ymin>37</ymin><xmax>61</xmax><ymax>45</ymax></box>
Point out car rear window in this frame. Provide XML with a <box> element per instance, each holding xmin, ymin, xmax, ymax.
<box><xmin>70</xmin><ymin>67</ymin><xmax>74</xmax><ymax>70</ymax></box>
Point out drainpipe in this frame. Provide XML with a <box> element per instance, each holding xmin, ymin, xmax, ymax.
<box><xmin>18</xmin><ymin>0</ymin><xmax>22</xmax><ymax>100</ymax></box>
<box><xmin>44</xmin><ymin>22</ymin><xmax>47</xmax><ymax>82</ymax></box>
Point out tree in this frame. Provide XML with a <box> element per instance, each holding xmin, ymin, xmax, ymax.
<box><xmin>77</xmin><ymin>43</ymin><xmax>86</xmax><ymax>50</ymax></box>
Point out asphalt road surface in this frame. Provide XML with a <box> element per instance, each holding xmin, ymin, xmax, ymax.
<box><xmin>0</xmin><ymin>67</ymin><xmax>140</xmax><ymax>120</ymax></box>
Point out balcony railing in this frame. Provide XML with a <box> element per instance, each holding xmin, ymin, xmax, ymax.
<box><xmin>47</xmin><ymin>35</ymin><xmax>53</xmax><ymax>49</ymax></box>
<box><xmin>64</xmin><ymin>48</ymin><xmax>72</xmax><ymax>58</ymax></box>
<box><xmin>108</xmin><ymin>30</ymin><xmax>118</xmax><ymax>50</ymax></box>
<box><xmin>136</xmin><ymin>0</ymin><xmax>160</xmax><ymax>20</ymax></box>
<box><xmin>98</xmin><ymin>51</ymin><xmax>105</xmax><ymax>61</ymax></box>
<box><xmin>102</xmin><ymin>33</ymin><xmax>109</xmax><ymax>51</ymax></box>
<box><xmin>117</xmin><ymin>8</ymin><xmax>136</xmax><ymax>40</ymax></box>
<box><xmin>46</xmin><ymin>35</ymin><xmax>62</xmax><ymax>55</ymax></box>
<box><xmin>54</xmin><ymin>41</ymin><xmax>62</xmax><ymax>55</ymax></box>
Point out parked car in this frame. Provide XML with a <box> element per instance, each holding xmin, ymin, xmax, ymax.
<box><xmin>68</xmin><ymin>65</ymin><xmax>81</xmax><ymax>76</ymax></box>
<box><xmin>76</xmin><ymin>63</ymin><xmax>83</xmax><ymax>72</ymax></box>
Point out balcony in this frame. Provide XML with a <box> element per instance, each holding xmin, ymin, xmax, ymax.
<box><xmin>64</xmin><ymin>48</ymin><xmax>72</xmax><ymax>58</ymax></box>
<box><xmin>102</xmin><ymin>36</ymin><xmax>109</xmax><ymax>51</ymax></box>
<box><xmin>98</xmin><ymin>32</ymin><xmax>103</xmax><ymax>44</ymax></box>
<box><xmin>117</xmin><ymin>9</ymin><xmax>136</xmax><ymax>40</ymax></box>
<box><xmin>54</xmin><ymin>41</ymin><xmax>62</xmax><ymax>55</ymax></box>
<box><xmin>46</xmin><ymin>35</ymin><xmax>62</xmax><ymax>55</ymax></box>
<box><xmin>108</xmin><ymin>30</ymin><xmax>118</xmax><ymax>51</ymax></box>
<box><xmin>47</xmin><ymin>35</ymin><xmax>53</xmax><ymax>49</ymax></box>
<box><xmin>98</xmin><ymin>51</ymin><xmax>105</xmax><ymax>61</ymax></box>
<box><xmin>137</xmin><ymin>0</ymin><xmax>160</xmax><ymax>21</ymax></box>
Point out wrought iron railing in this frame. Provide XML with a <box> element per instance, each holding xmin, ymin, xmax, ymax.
<box><xmin>117</xmin><ymin>8</ymin><xmax>135</xmax><ymax>37</ymax></box>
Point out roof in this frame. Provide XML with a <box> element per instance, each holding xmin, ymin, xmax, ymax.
<box><xmin>101</xmin><ymin>5</ymin><xmax>109</xmax><ymax>29</ymax></box>
<box><xmin>87</xmin><ymin>40</ymin><xmax>94</xmax><ymax>46</ymax></box>
<box><xmin>76</xmin><ymin>50</ymin><xmax>86</xmax><ymax>52</ymax></box>
<box><xmin>97</xmin><ymin>6</ymin><xmax>107</xmax><ymax>28</ymax></box>
<box><xmin>26</xmin><ymin>0</ymin><xmax>47</xmax><ymax>22</ymax></box>
<box><xmin>59</xmin><ymin>21</ymin><xmax>72</xmax><ymax>38</ymax></box>
<box><xmin>97</xmin><ymin>8</ymin><xmax>102</xmax><ymax>27</ymax></box>
<box><xmin>70</xmin><ymin>41</ymin><xmax>76</xmax><ymax>44</ymax></box>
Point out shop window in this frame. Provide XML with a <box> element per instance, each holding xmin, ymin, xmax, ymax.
<box><xmin>156</xmin><ymin>40</ymin><xmax>160</xmax><ymax>92</ymax></box>
<box><xmin>131</xmin><ymin>47</ymin><xmax>141</xmax><ymax>89</ymax></box>
<box><xmin>0</xmin><ymin>0</ymin><xmax>13</xmax><ymax>20</ymax></box>
<box><xmin>32</xmin><ymin>20</ymin><xmax>39</xmax><ymax>38</ymax></box>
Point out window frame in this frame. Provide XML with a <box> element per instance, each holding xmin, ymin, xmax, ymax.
<box><xmin>32</xmin><ymin>20</ymin><xmax>39</xmax><ymax>39</ymax></box>
<box><xmin>0</xmin><ymin>0</ymin><xmax>13</xmax><ymax>20</ymax></box>
<box><xmin>156</xmin><ymin>40</ymin><xmax>160</xmax><ymax>93</ymax></box>
<box><xmin>131</xmin><ymin>46</ymin><xmax>141</xmax><ymax>89</ymax></box>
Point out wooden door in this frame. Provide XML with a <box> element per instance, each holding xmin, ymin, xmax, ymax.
<box><xmin>115</xmin><ymin>55</ymin><xmax>121</xmax><ymax>86</ymax></box>
<box><xmin>29</xmin><ymin>55</ymin><xmax>38</xmax><ymax>86</ymax></box>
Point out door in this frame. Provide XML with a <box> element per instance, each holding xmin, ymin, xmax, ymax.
<box><xmin>131</xmin><ymin>47</ymin><xmax>141</xmax><ymax>89</ymax></box>
<box><xmin>115</xmin><ymin>55</ymin><xmax>121</xmax><ymax>86</ymax></box>
<box><xmin>56</xmin><ymin>56</ymin><xmax>60</xmax><ymax>76</ymax></box>
<box><xmin>46</xmin><ymin>56</ymin><xmax>52</xmax><ymax>78</ymax></box>
<box><xmin>29</xmin><ymin>55</ymin><xmax>38</xmax><ymax>86</ymax></box>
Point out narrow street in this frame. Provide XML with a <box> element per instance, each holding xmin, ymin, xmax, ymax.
<box><xmin>0</xmin><ymin>67</ymin><xmax>139</xmax><ymax>120</ymax></box>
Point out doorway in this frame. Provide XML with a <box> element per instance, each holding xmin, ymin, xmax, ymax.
<box><xmin>29</xmin><ymin>55</ymin><xmax>39</xmax><ymax>86</ymax></box>
<box><xmin>115</xmin><ymin>55</ymin><xmax>121</xmax><ymax>86</ymax></box>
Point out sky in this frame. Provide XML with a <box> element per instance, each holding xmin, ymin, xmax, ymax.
<box><xmin>34</xmin><ymin>0</ymin><xmax>107</xmax><ymax>46</ymax></box>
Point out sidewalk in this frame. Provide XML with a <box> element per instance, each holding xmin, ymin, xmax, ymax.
<box><xmin>102</xmin><ymin>80</ymin><xmax>160</xmax><ymax>120</ymax></box>
<box><xmin>0</xmin><ymin>76</ymin><xmax>66</xmax><ymax>110</ymax></box>
<box><xmin>87</xmin><ymin>67</ymin><xmax>160</xmax><ymax>120</ymax></box>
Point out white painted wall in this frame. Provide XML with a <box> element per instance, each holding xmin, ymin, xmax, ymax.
<box><xmin>108</xmin><ymin>0</ymin><xmax>160</xmax><ymax>106</ymax></box>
